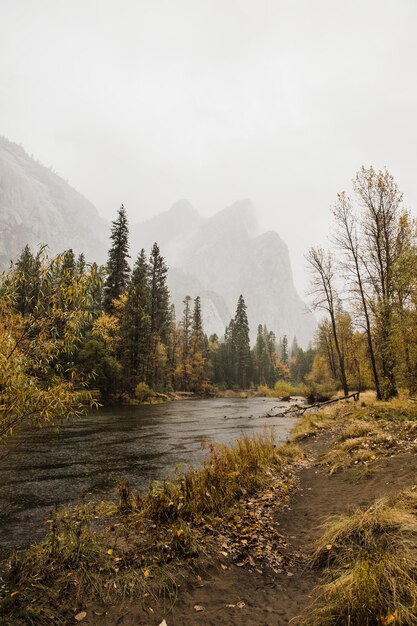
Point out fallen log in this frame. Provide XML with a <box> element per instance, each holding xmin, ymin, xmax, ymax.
<box><xmin>265</xmin><ymin>391</ymin><xmax>360</xmax><ymax>418</ymax></box>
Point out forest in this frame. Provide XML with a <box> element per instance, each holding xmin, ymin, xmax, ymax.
<box><xmin>0</xmin><ymin>166</ymin><xmax>416</xmax><ymax>441</ymax></box>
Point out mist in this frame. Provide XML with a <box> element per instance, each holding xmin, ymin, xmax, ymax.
<box><xmin>1</xmin><ymin>0</ymin><xmax>417</xmax><ymax>294</ymax></box>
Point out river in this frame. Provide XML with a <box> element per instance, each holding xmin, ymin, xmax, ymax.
<box><xmin>0</xmin><ymin>397</ymin><xmax>298</xmax><ymax>550</ymax></box>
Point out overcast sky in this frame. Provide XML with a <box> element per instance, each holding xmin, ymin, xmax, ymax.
<box><xmin>1</xmin><ymin>0</ymin><xmax>416</xmax><ymax>294</ymax></box>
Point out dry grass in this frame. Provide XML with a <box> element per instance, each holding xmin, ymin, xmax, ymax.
<box><xmin>290</xmin><ymin>395</ymin><xmax>417</xmax><ymax>474</ymax></box>
<box><xmin>143</xmin><ymin>432</ymin><xmax>303</xmax><ymax>522</ymax></box>
<box><xmin>301</xmin><ymin>489</ymin><xmax>417</xmax><ymax>626</ymax></box>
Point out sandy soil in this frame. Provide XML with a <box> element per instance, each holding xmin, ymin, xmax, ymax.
<box><xmin>87</xmin><ymin>437</ymin><xmax>416</xmax><ymax>626</ymax></box>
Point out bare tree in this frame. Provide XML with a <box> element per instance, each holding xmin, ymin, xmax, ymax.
<box><xmin>352</xmin><ymin>166</ymin><xmax>403</xmax><ymax>398</ymax></box>
<box><xmin>332</xmin><ymin>192</ymin><xmax>382</xmax><ymax>399</ymax></box>
<box><xmin>306</xmin><ymin>247</ymin><xmax>349</xmax><ymax>397</ymax></box>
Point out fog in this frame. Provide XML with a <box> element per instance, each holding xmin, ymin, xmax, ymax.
<box><xmin>1</xmin><ymin>0</ymin><xmax>417</xmax><ymax>294</ymax></box>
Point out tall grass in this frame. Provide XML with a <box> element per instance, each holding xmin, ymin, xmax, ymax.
<box><xmin>301</xmin><ymin>490</ymin><xmax>417</xmax><ymax>625</ymax></box>
<box><xmin>143</xmin><ymin>432</ymin><xmax>303</xmax><ymax>522</ymax></box>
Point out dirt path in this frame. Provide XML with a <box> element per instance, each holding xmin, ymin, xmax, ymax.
<box><xmin>89</xmin><ymin>440</ymin><xmax>416</xmax><ymax>626</ymax></box>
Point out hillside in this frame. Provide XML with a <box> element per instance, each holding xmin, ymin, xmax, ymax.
<box><xmin>0</xmin><ymin>136</ymin><xmax>108</xmax><ymax>267</ymax></box>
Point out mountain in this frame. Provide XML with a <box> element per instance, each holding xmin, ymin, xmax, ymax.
<box><xmin>0</xmin><ymin>137</ymin><xmax>316</xmax><ymax>345</ymax></box>
<box><xmin>0</xmin><ymin>136</ymin><xmax>108</xmax><ymax>267</ymax></box>
<box><xmin>132</xmin><ymin>200</ymin><xmax>316</xmax><ymax>345</ymax></box>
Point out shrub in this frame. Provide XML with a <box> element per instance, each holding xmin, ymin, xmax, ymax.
<box><xmin>134</xmin><ymin>382</ymin><xmax>155</xmax><ymax>403</ymax></box>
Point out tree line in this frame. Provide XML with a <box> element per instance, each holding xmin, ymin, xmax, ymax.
<box><xmin>0</xmin><ymin>204</ymin><xmax>312</xmax><ymax>439</ymax></box>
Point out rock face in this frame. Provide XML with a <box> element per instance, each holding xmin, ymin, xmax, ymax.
<box><xmin>132</xmin><ymin>199</ymin><xmax>316</xmax><ymax>346</ymax></box>
<box><xmin>0</xmin><ymin>136</ymin><xmax>108</xmax><ymax>267</ymax></box>
<box><xmin>0</xmin><ymin>137</ymin><xmax>316</xmax><ymax>345</ymax></box>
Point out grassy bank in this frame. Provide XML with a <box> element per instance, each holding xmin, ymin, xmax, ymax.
<box><xmin>292</xmin><ymin>393</ymin><xmax>417</xmax><ymax>625</ymax></box>
<box><xmin>0</xmin><ymin>431</ymin><xmax>303</xmax><ymax>625</ymax></box>
<box><xmin>292</xmin><ymin>393</ymin><xmax>417</xmax><ymax>475</ymax></box>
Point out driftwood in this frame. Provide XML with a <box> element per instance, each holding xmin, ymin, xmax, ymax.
<box><xmin>265</xmin><ymin>391</ymin><xmax>360</xmax><ymax>418</ymax></box>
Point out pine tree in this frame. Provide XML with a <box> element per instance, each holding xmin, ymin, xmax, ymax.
<box><xmin>190</xmin><ymin>296</ymin><xmax>206</xmax><ymax>392</ymax></box>
<box><xmin>103</xmin><ymin>205</ymin><xmax>130</xmax><ymax>313</ymax></box>
<box><xmin>13</xmin><ymin>245</ymin><xmax>41</xmax><ymax>316</ymax></box>
<box><xmin>77</xmin><ymin>253</ymin><xmax>86</xmax><ymax>275</ymax></box>
<box><xmin>149</xmin><ymin>243</ymin><xmax>169</xmax><ymax>340</ymax></box>
<box><xmin>232</xmin><ymin>295</ymin><xmax>251</xmax><ymax>388</ymax></box>
<box><xmin>120</xmin><ymin>249</ymin><xmax>151</xmax><ymax>392</ymax></box>
<box><xmin>191</xmin><ymin>296</ymin><xmax>204</xmax><ymax>354</ymax></box>
<box><xmin>147</xmin><ymin>243</ymin><xmax>170</xmax><ymax>387</ymax></box>
<box><xmin>281</xmin><ymin>334</ymin><xmax>288</xmax><ymax>365</ymax></box>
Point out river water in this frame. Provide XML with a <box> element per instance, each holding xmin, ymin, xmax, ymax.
<box><xmin>0</xmin><ymin>397</ymin><xmax>298</xmax><ymax>550</ymax></box>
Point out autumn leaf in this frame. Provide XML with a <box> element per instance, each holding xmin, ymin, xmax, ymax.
<box><xmin>74</xmin><ymin>611</ymin><xmax>87</xmax><ymax>621</ymax></box>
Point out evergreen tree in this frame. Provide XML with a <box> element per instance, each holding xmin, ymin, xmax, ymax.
<box><xmin>103</xmin><ymin>204</ymin><xmax>130</xmax><ymax>313</ymax></box>
<box><xmin>149</xmin><ymin>243</ymin><xmax>169</xmax><ymax>340</ymax></box>
<box><xmin>190</xmin><ymin>296</ymin><xmax>206</xmax><ymax>392</ymax></box>
<box><xmin>281</xmin><ymin>334</ymin><xmax>288</xmax><ymax>365</ymax></box>
<box><xmin>177</xmin><ymin>295</ymin><xmax>192</xmax><ymax>390</ymax></box>
<box><xmin>191</xmin><ymin>296</ymin><xmax>204</xmax><ymax>354</ymax></box>
<box><xmin>232</xmin><ymin>295</ymin><xmax>251</xmax><ymax>388</ymax></box>
<box><xmin>77</xmin><ymin>253</ymin><xmax>86</xmax><ymax>275</ymax></box>
<box><xmin>120</xmin><ymin>249</ymin><xmax>151</xmax><ymax>392</ymax></box>
<box><xmin>253</xmin><ymin>324</ymin><xmax>266</xmax><ymax>385</ymax></box>
<box><xmin>147</xmin><ymin>243</ymin><xmax>170</xmax><ymax>387</ymax></box>
<box><xmin>13</xmin><ymin>245</ymin><xmax>41</xmax><ymax>316</ymax></box>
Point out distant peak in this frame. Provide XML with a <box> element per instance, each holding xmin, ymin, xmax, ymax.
<box><xmin>168</xmin><ymin>199</ymin><xmax>199</xmax><ymax>218</ymax></box>
<box><xmin>210</xmin><ymin>199</ymin><xmax>259</xmax><ymax>236</ymax></box>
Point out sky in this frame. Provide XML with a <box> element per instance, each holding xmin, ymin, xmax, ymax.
<box><xmin>1</xmin><ymin>0</ymin><xmax>417</xmax><ymax>296</ymax></box>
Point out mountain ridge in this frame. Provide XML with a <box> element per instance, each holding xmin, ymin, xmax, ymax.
<box><xmin>0</xmin><ymin>136</ymin><xmax>316</xmax><ymax>345</ymax></box>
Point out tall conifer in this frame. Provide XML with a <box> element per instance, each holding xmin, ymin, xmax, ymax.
<box><xmin>103</xmin><ymin>204</ymin><xmax>130</xmax><ymax>313</ymax></box>
<box><xmin>232</xmin><ymin>295</ymin><xmax>251</xmax><ymax>388</ymax></box>
<box><xmin>120</xmin><ymin>249</ymin><xmax>151</xmax><ymax>391</ymax></box>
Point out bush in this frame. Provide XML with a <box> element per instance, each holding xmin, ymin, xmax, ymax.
<box><xmin>274</xmin><ymin>380</ymin><xmax>306</xmax><ymax>397</ymax></box>
<box><xmin>134</xmin><ymin>382</ymin><xmax>155</xmax><ymax>403</ymax></box>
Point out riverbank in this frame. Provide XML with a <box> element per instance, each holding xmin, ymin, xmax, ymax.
<box><xmin>1</xmin><ymin>394</ymin><xmax>416</xmax><ymax>625</ymax></box>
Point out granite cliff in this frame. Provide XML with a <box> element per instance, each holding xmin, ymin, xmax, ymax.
<box><xmin>0</xmin><ymin>137</ymin><xmax>315</xmax><ymax>344</ymax></box>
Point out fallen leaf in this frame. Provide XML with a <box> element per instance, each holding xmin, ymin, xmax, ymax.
<box><xmin>237</xmin><ymin>601</ymin><xmax>246</xmax><ymax>609</ymax></box>
<box><xmin>194</xmin><ymin>605</ymin><xmax>205</xmax><ymax>612</ymax></box>
<box><xmin>74</xmin><ymin>611</ymin><xmax>87</xmax><ymax>622</ymax></box>
<box><xmin>325</xmin><ymin>544</ymin><xmax>332</xmax><ymax>550</ymax></box>
<box><xmin>144</xmin><ymin>568</ymin><xmax>151</xmax><ymax>578</ymax></box>
<box><xmin>221</xmin><ymin>564</ymin><xmax>228</xmax><ymax>570</ymax></box>
<box><xmin>226</xmin><ymin>604</ymin><xmax>236</xmax><ymax>608</ymax></box>
<box><xmin>107</xmin><ymin>549</ymin><xmax>113</xmax><ymax>555</ymax></box>
<box><xmin>159</xmin><ymin>621</ymin><xmax>168</xmax><ymax>626</ymax></box>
